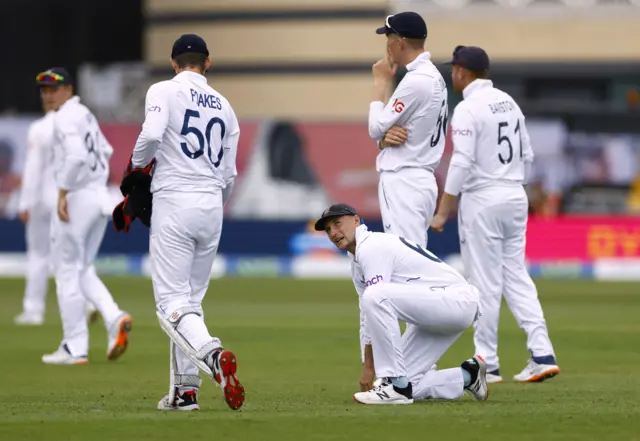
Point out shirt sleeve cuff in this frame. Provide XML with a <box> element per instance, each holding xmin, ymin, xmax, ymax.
<box><xmin>444</xmin><ymin>164</ymin><xmax>468</xmax><ymax>196</ymax></box>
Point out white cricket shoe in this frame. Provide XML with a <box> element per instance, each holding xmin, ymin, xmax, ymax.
<box><xmin>486</xmin><ymin>370</ymin><xmax>503</xmax><ymax>384</ymax></box>
<box><xmin>107</xmin><ymin>312</ymin><xmax>133</xmax><ymax>361</ymax></box>
<box><xmin>353</xmin><ymin>380</ymin><xmax>414</xmax><ymax>405</ymax></box>
<box><xmin>461</xmin><ymin>355</ymin><xmax>488</xmax><ymax>401</ymax></box>
<box><xmin>42</xmin><ymin>344</ymin><xmax>88</xmax><ymax>365</ymax></box>
<box><xmin>514</xmin><ymin>359</ymin><xmax>560</xmax><ymax>383</ymax></box>
<box><xmin>14</xmin><ymin>311</ymin><xmax>44</xmax><ymax>326</ymax></box>
<box><xmin>158</xmin><ymin>388</ymin><xmax>200</xmax><ymax>411</ymax></box>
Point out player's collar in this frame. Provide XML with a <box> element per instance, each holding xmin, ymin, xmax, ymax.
<box><xmin>175</xmin><ymin>70</ymin><xmax>207</xmax><ymax>83</ymax></box>
<box><xmin>58</xmin><ymin>95</ymin><xmax>80</xmax><ymax>112</ymax></box>
<box><xmin>462</xmin><ymin>79</ymin><xmax>493</xmax><ymax>99</ymax></box>
<box><xmin>406</xmin><ymin>51</ymin><xmax>431</xmax><ymax>71</ymax></box>
<box><xmin>349</xmin><ymin>224</ymin><xmax>371</xmax><ymax>260</ymax></box>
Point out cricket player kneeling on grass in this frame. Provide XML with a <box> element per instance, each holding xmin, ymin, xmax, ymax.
<box><xmin>315</xmin><ymin>204</ymin><xmax>488</xmax><ymax>405</ymax></box>
<box><xmin>127</xmin><ymin>34</ymin><xmax>244</xmax><ymax>411</ymax></box>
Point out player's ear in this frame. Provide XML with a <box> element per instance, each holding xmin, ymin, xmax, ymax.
<box><xmin>204</xmin><ymin>57</ymin><xmax>211</xmax><ymax>74</ymax></box>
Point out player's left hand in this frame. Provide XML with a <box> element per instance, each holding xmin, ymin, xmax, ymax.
<box><xmin>382</xmin><ymin>125</ymin><xmax>408</xmax><ymax>147</ymax></box>
<box><xmin>430</xmin><ymin>213</ymin><xmax>447</xmax><ymax>233</ymax></box>
<box><xmin>372</xmin><ymin>52</ymin><xmax>398</xmax><ymax>83</ymax></box>
<box><xmin>58</xmin><ymin>195</ymin><xmax>70</xmax><ymax>222</ymax></box>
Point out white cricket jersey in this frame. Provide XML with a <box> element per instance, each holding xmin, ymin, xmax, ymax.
<box><xmin>19</xmin><ymin>111</ymin><xmax>57</xmax><ymax>212</ymax></box>
<box><xmin>349</xmin><ymin>224</ymin><xmax>466</xmax><ymax>349</ymax></box>
<box><xmin>449</xmin><ymin>79</ymin><xmax>534</xmax><ymax>193</ymax></box>
<box><xmin>52</xmin><ymin>96</ymin><xmax>113</xmax><ymax>191</ymax></box>
<box><xmin>368</xmin><ymin>52</ymin><xmax>448</xmax><ymax>173</ymax></box>
<box><xmin>132</xmin><ymin>71</ymin><xmax>239</xmax><ymax>195</ymax></box>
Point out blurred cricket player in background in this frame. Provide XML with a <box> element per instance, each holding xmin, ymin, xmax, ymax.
<box><xmin>14</xmin><ymin>76</ymin><xmax>98</xmax><ymax>326</ymax></box>
<box><xmin>128</xmin><ymin>34</ymin><xmax>244</xmax><ymax>411</ymax></box>
<box><xmin>368</xmin><ymin>12</ymin><xmax>448</xmax><ymax>248</ymax></box>
<box><xmin>35</xmin><ymin>68</ymin><xmax>132</xmax><ymax>365</ymax></box>
<box><xmin>315</xmin><ymin>203</ymin><xmax>488</xmax><ymax>405</ymax></box>
<box><xmin>431</xmin><ymin>46</ymin><xmax>560</xmax><ymax>384</ymax></box>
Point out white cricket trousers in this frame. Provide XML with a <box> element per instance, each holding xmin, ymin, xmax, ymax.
<box><xmin>378</xmin><ymin>167</ymin><xmax>437</xmax><ymax>248</ymax></box>
<box><xmin>150</xmin><ymin>190</ymin><xmax>223</xmax><ymax>383</ymax></box>
<box><xmin>362</xmin><ymin>282</ymin><xmax>480</xmax><ymax>401</ymax></box>
<box><xmin>459</xmin><ymin>185</ymin><xmax>555</xmax><ymax>371</ymax></box>
<box><xmin>50</xmin><ymin>187</ymin><xmax>122</xmax><ymax>357</ymax></box>
<box><xmin>22</xmin><ymin>207</ymin><xmax>52</xmax><ymax>316</ymax></box>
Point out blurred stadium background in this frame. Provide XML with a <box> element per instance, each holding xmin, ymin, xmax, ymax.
<box><xmin>1</xmin><ymin>0</ymin><xmax>640</xmax><ymax>280</ymax></box>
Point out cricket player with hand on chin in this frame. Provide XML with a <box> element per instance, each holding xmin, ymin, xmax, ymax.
<box><xmin>368</xmin><ymin>12</ymin><xmax>448</xmax><ymax>248</ymax></box>
<box><xmin>15</xmin><ymin>83</ymin><xmax>98</xmax><ymax>326</ymax></box>
<box><xmin>430</xmin><ymin>46</ymin><xmax>560</xmax><ymax>384</ymax></box>
<box><xmin>315</xmin><ymin>203</ymin><xmax>488</xmax><ymax>405</ymax></box>
<box><xmin>37</xmin><ymin>68</ymin><xmax>132</xmax><ymax>365</ymax></box>
<box><xmin>127</xmin><ymin>34</ymin><xmax>244</xmax><ymax>411</ymax></box>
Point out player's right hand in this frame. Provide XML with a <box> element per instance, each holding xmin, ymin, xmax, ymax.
<box><xmin>382</xmin><ymin>125</ymin><xmax>408</xmax><ymax>147</ymax></box>
<box><xmin>360</xmin><ymin>365</ymin><xmax>375</xmax><ymax>391</ymax></box>
<box><xmin>430</xmin><ymin>213</ymin><xmax>447</xmax><ymax>233</ymax></box>
<box><xmin>18</xmin><ymin>211</ymin><xmax>29</xmax><ymax>224</ymax></box>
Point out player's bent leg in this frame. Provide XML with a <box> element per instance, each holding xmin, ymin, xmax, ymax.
<box><xmin>355</xmin><ymin>284</ymin><xmax>413</xmax><ymax>405</ymax></box>
<box><xmin>403</xmin><ymin>316</ymin><xmax>487</xmax><ymax>401</ymax></box>
<box><xmin>79</xmin><ymin>265</ymin><xmax>132</xmax><ymax>360</ymax></box>
<box><xmin>156</xmin><ymin>308</ymin><xmax>245</xmax><ymax>410</ymax></box>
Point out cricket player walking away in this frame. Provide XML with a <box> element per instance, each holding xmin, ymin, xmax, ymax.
<box><xmin>368</xmin><ymin>12</ymin><xmax>448</xmax><ymax>248</ymax></box>
<box><xmin>36</xmin><ymin>68</ymin><xmax>132</xmax><ymax>365</ymax></box>
<box><xmin>431</xmin><ymin>47</ymin><xmax>560</xmax><ymax>383</ymax></box>
<box><xmin>130</xmin><ymin>34</ymin><xmax>244</xmax><ymax>411</ymax></box>
<box><xmin>315</xmin><ymin>203</ymin><xmax>488</xmax><ymax>405</ymax></box>
<box><xmin>15</xmin><ymin>97</ymin><xmax>98</xmax><ymax>326</ymax></box>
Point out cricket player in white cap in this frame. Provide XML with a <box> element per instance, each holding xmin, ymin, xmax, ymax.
<box><xmin>36</xmin><ymin>67</ymin><xmax>132</xmax><ymax>365</ymax></box>
<box><xmin>129</xmin><ymin>34</ymin><xmax>244</xmax><ymax>411</ymax></box>
<box><xmin>368</xmin><ymin>12</ymin><xmax>448</xmax><ymax>248</ymax></box>
<box><xmin>315</xmin><ymin>203</ymin><xmax>488</xmax><ymax>405</ymax></box>
<box><xmin>431</xmin><ymin>46</ymin><xmax>560</xmax><ymax>384</ymax></box>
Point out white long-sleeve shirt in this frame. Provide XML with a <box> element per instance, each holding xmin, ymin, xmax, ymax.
<box><xmin>132</xmin><ymin>71</ymin><xmax>239</xmax><ymax>199</ymax></box>
<box><xmin>368</xmin><ymin>52</ymin><xmax>448</xmax><ymax>173</ymax></box>
<box><xmin>19</xmin><ymin>111</ymin><xmax>57</xmax><ymax>212</ymax></box>
<box><xmin>444</xmin><ymin>79</ymin><xmax>534</xmax><ymax>196</ymax></box>
<box><xmin>52</xmin><ymin>96</ymin><xmax>113</xmax><ymax>191</ymax></box>
<box><xmin>348</xmin><ymin>224</ymin><xmax>466</xmax><ymax>361</ymax></box>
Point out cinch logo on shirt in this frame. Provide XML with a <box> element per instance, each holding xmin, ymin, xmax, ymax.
<box><xmin>365</xmin><ymin>275</ymin><xmax>383</xmax><ymax>287</ymax></box>
<box><xmin>452</xmin><ymin>128</ymin><xmax>473</xmax><ymax>136</ymax></box>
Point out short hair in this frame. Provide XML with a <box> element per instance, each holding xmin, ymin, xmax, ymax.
<box><xmin>173</xmin><ymin>52</ymin><xmax>207</xmax><ymax>71</ymax></box>
<box><xmin>406</xmin><ymin>38</ymin><xmax>426</xmax><ymax>49</ymax></box>
<box><xmin>472</xmin><ymin>70</ymin><xmax>489</xmax><ymax>79</ymax></box>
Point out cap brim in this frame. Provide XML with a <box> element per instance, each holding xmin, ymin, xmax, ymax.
<box><xmin>314</xmin><ymin>210</ymin><xmax>356</xmax><ymax>231</ymax></box>
<box><xmin>375</xmin><ymin>26</ymin><xmax>391</xmax><ymax>35</ymax></box>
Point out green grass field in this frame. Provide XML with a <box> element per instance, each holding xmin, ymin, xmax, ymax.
<box><xmin>0</xmin><ymin>277</ymin><xmax>638</xmax><ymax>441</ymax></box>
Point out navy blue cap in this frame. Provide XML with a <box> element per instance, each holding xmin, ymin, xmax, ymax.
<box><xmin>171</xmin><ymin>34</ymin><xmax>209</xmax><ymax>59</ymax></box>
<box><xmin>314</xmin><ymin>203</ymin><xmax>359</xmax><ymax>231</ymax></box>
<box><xmin>448</xmin><ymin>45</ymin><xmax>490</xmax><ymax>72</ymax></box>
<box><xmin>375</xmin><ymin>12</ymin><xmax>427</xmax><ymax>39</ymax></box>
<box><xmin>35</xmin><ymin>67</ymin><xmax>72</xmax><ymax>86</ymax></box>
